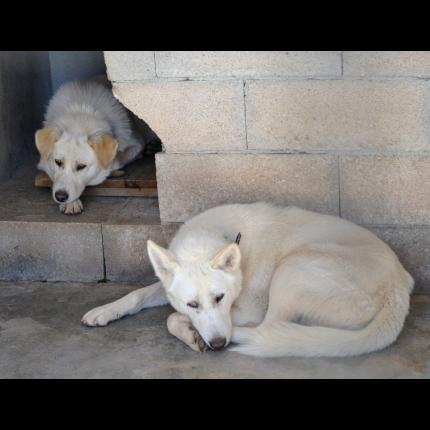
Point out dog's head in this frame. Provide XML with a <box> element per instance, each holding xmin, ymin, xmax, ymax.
<box><xmin>35</xmin><ymin>127</ymin><xmax>118</xmax><ymax>204</ymax></box>
<box><xmin>147</xmin><ymin>239</ymin><xmax>243</xmax><ymax>350</ymax></box>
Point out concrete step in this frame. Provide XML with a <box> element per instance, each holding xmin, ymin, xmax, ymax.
<box><xmin>0</xmin><ymin>165</ymin><xmax>179</xmax><ymax>283</ymax></box>
<box><xmin>1</xmin><ymin>164</ymin><xmax>429</xmax><ymax>292</ymax></box>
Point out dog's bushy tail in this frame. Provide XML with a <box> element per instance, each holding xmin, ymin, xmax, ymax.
<box><xmin>230</xmin><ymin>279</ymin><xmax>412</xmax><ymax>358</ymax></box>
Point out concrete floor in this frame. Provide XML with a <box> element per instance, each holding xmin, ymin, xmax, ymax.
<box><xmin>1</xmin><ymin>280</ymin><xmax>429</xmax><ymax>378</ymax></box>
<box><xmin>0</xmin><ymin>158</ymin><xmax>161</xmax><ymax>225</ymax></box>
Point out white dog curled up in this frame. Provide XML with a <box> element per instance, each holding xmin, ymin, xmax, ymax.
<box><xmin>82</xmin><ymin>202</ymin><xmax>414</xmax><ymax>357</ymax></box>
<box><xmin>35</xmin><ymin>77</ymin><xmax>144</xmax><ymax>214</ymax></box>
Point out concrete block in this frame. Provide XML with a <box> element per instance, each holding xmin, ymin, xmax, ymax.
<box><xmin>369</xmin><ymin>226</ymin><xmax>430</xmax><ymax>292</ymax></box>
<box><xmin>156</xmin><ymin>153</ymin><xmax>339</xmax><ymax>222</ymax></box>
<box><xmin>0</xmin><ymin>221</ymin><xmax>104</xmax><ymax>282</ymax></box>
<box><xmin>340</xmin><ymin>155</ymin><xmax>430</xmax><ymax>225</ymax></box>
<box><xmin>103</xmin><ymin>223</ymin><xmax>180</xmax><ymax>282</ymax></box>
<box><xmin>245</xmin><ymin>79</ymin><xmax>430</xmax><ymax>152</ymax></box>
<box><xmin>112</xmin><ymin>80</ymin><xmax>246</xmax><ymax>152</ymax></box>
<box><xmin>156</xmin><ymin>51</ymin><xmax>341</xmax><ymax>78</ymax></box>
<box><xmin>104</xmin><ymin>51</ymin><xmax>155</xmax><ymax>81</ymax></box>
<box><xmin>344</xmin><ymin>51</ymin><xmax>430</xmax><ymax>77</ymax></box>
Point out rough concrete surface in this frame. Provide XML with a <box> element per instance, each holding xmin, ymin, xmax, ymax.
<box><xmin>103</xmin><ymin>223</ymin><xmax>180</xmax><ymax>282</ymax></box>
<box><xmin>0</xmin><ymin>51</ymin><xmax>51</xmax><ymax>179</ymax></box>
<box><xmin>245</xmin><ymin>79</ymin><xmax>430</xmax><ymax>152</ymax></box>
<box><xmin>340</xmin><ymin>155</ymin><xmax>430</xmax><ymax>225</ymax></box>
<box><xmin>156</xmin><ymin>153</ymin><xmax>339</xmax><ymax>222</ymax></box>
<box><xmin>0</xmin><ymin>281</ymin><xmax>429</xmax><ymax>379</ymax></box>
<box><xmin>112</xmin><ymin>80</ymin><xmax>247</xmax><ymax>152</ymax></box>
<box><xmin>369</xmin><ymin>226</ymin><xmax>430</xmax><ymax>294</ymax></box>
<box><xmin>155</xmin><ymin>51</ymin><xmax>341</xmax><ymax>78</ymax></box>
<box><xmin>0</xmin><ymin>221</ymin><xmax>104</xmax><ymax>282</ymax></box>
<box><xmin>0</xmin><ymin>165</ymin><xmax>161</xmax><ymax>225</ymax></box>
<box><xmin>104</xmin><ymin>51</ymin><xmax>155</xmax><ymax>81</ymax></box>
<box><xmin>343</xmin><ymin>51</ymin><xmax>430</xmax><ymax>77</ymax></box>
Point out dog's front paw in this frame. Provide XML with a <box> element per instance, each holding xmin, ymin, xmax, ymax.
<box><xmin>60</xmin><ymin>199</ymin><xmax>84</xmax><ymax>215</ymax></box>
<box><xmin>189</xmin><ymin>325</ymin><xmax>208</xmax><ymax>353</ymax></box>
<box><xmin>188</xmin><ymin>324</ymin><xmax>208</xmax><ymax>352</ymax></box>
<box><xmin>167</xmin><ymin>313</ymin><xmax>208</xmax><ymax>353</ymax></box>
<box><xmin>81</xmin><ymin>304</ymin><xmax>120</xmax><ymax>327</ymax></box>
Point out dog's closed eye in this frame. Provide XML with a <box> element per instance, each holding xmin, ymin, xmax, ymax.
<box><xmin>187</xmin><ymin>301</ymin><xmax>199</xmax><ymax>309</ymax></box>
<box><xmin>76</xmin><ymin>163</ymin><xmax>87</xmax><ymax>171</ymax></box>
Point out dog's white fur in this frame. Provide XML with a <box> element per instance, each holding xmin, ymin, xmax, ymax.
<box><xmin>35</xmin><ymin>78</ymin><xmax>144</xmax><ymax>214</ymax></box>
<box><xmin>82</xmin><ymin>203</ymin><xmax>414</xmax><ymax>357</ymax></box>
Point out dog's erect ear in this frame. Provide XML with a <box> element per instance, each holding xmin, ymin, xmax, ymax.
<box><xmin>35</xmin><ymin>127</ymin><xmax>59</xmax><ymax>160</ymax></box>
<box><xmin>89</xmin><ymin>134</ymin><xmax>119</xmax><ymax>170</ymax></box>
<box><xmin>210</xmin><ymin>243</ymin><xmax>241</xmax><ymax>272</ymax></box>
<box><xmin>147</xmin><ymin>240</ymin><xmax>178</xmax><ymax>284</ymax></box>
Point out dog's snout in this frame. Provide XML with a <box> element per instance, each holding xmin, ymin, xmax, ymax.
<box><xmin>209</xmin><ymin>337</ymin><xmax>227</xmax><ymax>350</ymax></box>
<box><xmin>55</xmin><ymin>190</ymin><xmax>69</xmax><ymax>202</ymax></box>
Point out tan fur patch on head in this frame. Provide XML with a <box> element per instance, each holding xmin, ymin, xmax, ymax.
<box><xmin>35</xmin><ymin>127</ymin><xmax>59</xmax><ymax>161</ymax></box>
<box><xmin>89</xmin><ymin>134</ymin><xmax>119</xmax><ymax>170</ymax></box>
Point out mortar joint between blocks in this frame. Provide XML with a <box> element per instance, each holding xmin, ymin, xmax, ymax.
<box><xmin>340</xmin><ymin>51</ymin><xmax>344</xmax><ymax>76</ymax></box>
<box><xmin>243</xmin><ymin>80</ymin><xmax>249</xmax><ymax>149</ymax></box>
<box><xmin>100</xmin><ymin>224</ymin><xmax>107</xmax><ymax>282</ymax></box>
<box><xmin>337</xmin><ymin>155</ymin><xmax>342</xmax><ymax>217</ymax></box>
<box><xmin>153</xmin><ymin>51</ymin><xmax>158</xmax><ymax>78</ymax></box>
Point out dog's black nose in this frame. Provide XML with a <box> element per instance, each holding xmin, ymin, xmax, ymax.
<box><xmin>209</xmin><ymin>337</ymin><xmax>227</xmax><ymax>350</ymax></box>
<box><xmin>55</xmin><ymin>190</ymin><xmax>69</xmax><ymax>202</ymax></box>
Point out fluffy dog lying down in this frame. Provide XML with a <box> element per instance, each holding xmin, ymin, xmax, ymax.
<box><xmin>35</xmin><ymin>77</ymin><xmax>145</xmax><ymax>214</ymax></box>
<box><xmin>82</xmin><ymin>203</ymin><xmax>414</xmax><ymax>357</ymax></box>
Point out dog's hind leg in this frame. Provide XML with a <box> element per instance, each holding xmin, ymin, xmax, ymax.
<box><xmin>167</xmin><ymin>313</ymin><xmax>207</xmax><ymax>353</ymax></box>
<box><xmin>81</xmin><ymin>281</ymin><xmax>167</xmax><ymax>327</ymax></box>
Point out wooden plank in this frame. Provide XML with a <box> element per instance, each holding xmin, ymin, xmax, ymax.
<box><xmin>35</xmin><ymin>171</ymin><xmax>157</xmax><ymax>189</ymax></box>
<box><xmin>35</xmin><ymin>166</ymin><xmax>158</xmax><ymax>198</ymax></box>
<box><xmin>83</xmin><ymin>188</ymin><xmax>158</xmax><ymax>197</ymax></box>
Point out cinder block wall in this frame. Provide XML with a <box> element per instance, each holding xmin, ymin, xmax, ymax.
<box><xmin>105</xmin><ymin>51</ymin><xmax>430</xmax><ymax>291</ymax></box>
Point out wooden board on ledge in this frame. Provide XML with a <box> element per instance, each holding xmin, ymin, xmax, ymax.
<box><xmin>34</xmin><ymin>156</ymin><xmax>158</xmax><ymax>198</ymax></box>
